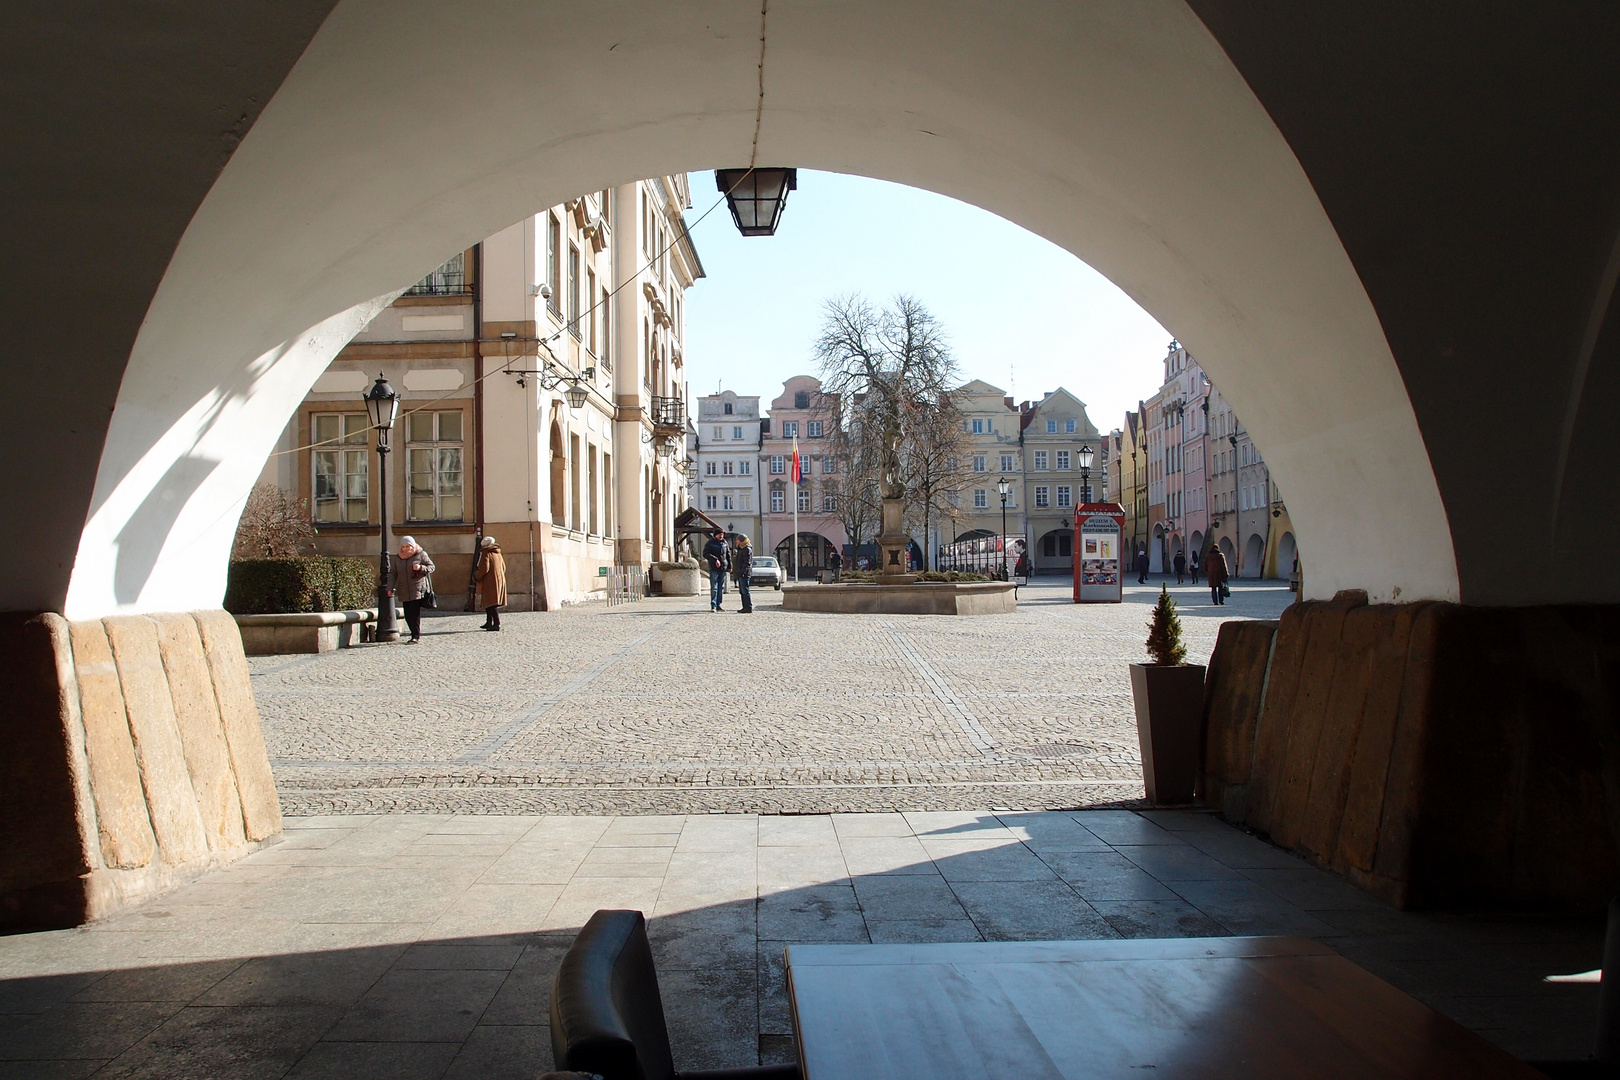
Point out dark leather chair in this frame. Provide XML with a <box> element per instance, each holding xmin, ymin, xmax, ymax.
<box><xmin>551</xmin><ymin>909</ymin><xmax>801</xmax><ymax>1080</ymax></box>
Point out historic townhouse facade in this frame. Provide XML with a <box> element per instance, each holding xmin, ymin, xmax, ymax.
<box><xmin>950</xmin><ymin>380</ymin><xmax>1022</xmax><ymax>548</ymax></box>
<box><xmin>690</xmin><ymin>390</ymin><xmax>763</xmax><ymax>542</ymax></box>
<box><xmin>758</xmin><ymin>375</ymin><xmax>847</xmax><ymax>577</ymax></box>
<box><xmin>259</xmin><ymin>176</ymin><xmax>702</xmax><ymax>609</ymax></box>
<box><xmin>1017</xmin><ymin>389</ymin><xmax>1105</xmax><ymax>574</ymax></box>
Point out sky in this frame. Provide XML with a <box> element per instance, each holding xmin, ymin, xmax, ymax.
<box><xmin>681</xmin><ymin>169</ymin><xmax>1172</xmax><ymax>429</ymax></box>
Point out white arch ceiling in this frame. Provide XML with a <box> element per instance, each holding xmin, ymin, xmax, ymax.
<box><xmin>62</xmin><ymin>0</ymin><xmax>1455</xmax><ymax>617</ymax></box>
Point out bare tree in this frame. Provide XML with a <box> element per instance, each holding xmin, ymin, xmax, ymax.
<box><xmin>813</xmin><ymin>294</ymin><xmax>960</xmax><ymax>505</ymax></box>
<box><xmin>232</xmin><ymin>483</ymin><xmax>317</xmax><ymax>558</ymax></box>
<box><xmin>901</xmin><ymin>398</ymin><xmax>973</xmax><ymax>569</ymax></box>
<box><xmin>819</xmin><ymin>415</ymin><xmax>883</xmax><ymax>555</ymax></box>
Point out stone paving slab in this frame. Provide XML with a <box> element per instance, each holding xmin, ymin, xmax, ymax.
<box><xmin>0</xmin><ymin>809</ymin><xmax>1603</xmax><ymax>1077</ymax></box>
<box><xmin>254</xmin><ymin>579</ymin><xmax>1291</xmax><ymax>816</ymax></box>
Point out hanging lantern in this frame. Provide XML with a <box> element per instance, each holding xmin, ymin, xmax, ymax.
<box><xmin>565</xmin><ymin>382</ymin><xmax>588</xmax><ymax>410</ymax></box>
<box><xmin>714</xmin><ymin>168</ymin><xmax>798</xmax><ymax>236</ymax></box>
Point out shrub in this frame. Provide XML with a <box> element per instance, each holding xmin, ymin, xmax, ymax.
<box><xmin>1145</xmin><ymin>584</ymin><xmax>1187</xmax><ymax>665</ymax></box>
<box><xmin>232</xmin><ymin>483</ymin><xmax>317</xmax><ymax>558</ymax></box>
<box><xmin>225</xmin><ymin>557</ymin><xmax>377</xmax><ymax>615</ymax></box>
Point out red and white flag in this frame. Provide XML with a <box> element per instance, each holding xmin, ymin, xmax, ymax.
<box><xmin>791</xmin><ymin>437</ymin><xmax>802</xmax><ymax>484</ymax></box>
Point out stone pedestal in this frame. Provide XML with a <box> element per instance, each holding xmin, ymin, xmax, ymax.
<box><xmin>0</xmin><ymin>610</ymin><xmax>281</xmax><ymax>930</ymax></box>
<box><xmin>876</xmin><ymin>497</ymin><xmax>918</xmax><ymax>586</ymax></box>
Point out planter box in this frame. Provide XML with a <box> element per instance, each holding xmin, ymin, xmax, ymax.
<box><xmin>235</xmin><ymin>609</ymin><xmax>376</xmax><ymax>655</ymax></box>
<box><xmin>1129</xmin><ymin>662</ymin><xmax>1207</xmax><ymax>804</ymax></box>
<box><xmin>661</xmin><ymin>566</ymin><xmax>701</xmax><ymax>596</ymax></box>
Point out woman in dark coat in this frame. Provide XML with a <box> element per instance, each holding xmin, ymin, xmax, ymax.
<box><xmin>1205</xmin><ymin>546</ymin><xmax>1229</xmax><ymax>605</ymax></box>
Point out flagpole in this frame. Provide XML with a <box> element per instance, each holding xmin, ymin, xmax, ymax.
<box><xmin>792</xmin><ymin>436</ymin><xmax>800</xmax><ymax>582</ymax></box>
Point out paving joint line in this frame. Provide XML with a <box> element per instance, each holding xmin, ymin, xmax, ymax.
<box><xmin>457</xmin><ymin>614</ymin><xmax>682</xmax><ymax>762</ymax></box>
<box><xmin>887</xmin><ymin>631</ymin><xmax>996</xmax><ymax>751</ymax></box>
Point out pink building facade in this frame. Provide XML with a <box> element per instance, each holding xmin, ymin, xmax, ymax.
<box><xmin>758</xmin><ymin>376</ymin><xmax>849</xmax><ymax>578</ymax></box>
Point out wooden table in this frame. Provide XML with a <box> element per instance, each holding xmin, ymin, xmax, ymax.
<box><xmin>784</xmin><ymin>936</ymin><xmax>1543</xmax><ymax>1079</ymax></box>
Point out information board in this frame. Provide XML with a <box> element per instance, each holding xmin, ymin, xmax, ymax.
<box><xmin>1072</xmin><ymin>503</ymin><xmax>1126</xmax><ymax>603</ymax></box>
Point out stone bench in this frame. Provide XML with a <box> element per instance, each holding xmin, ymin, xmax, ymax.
<box><xmin>234</xmin><ymin>609</ymin><xmax>377</xmax><ymax>655</ymax></box>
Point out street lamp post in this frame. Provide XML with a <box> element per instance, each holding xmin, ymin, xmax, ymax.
<box><xmin>996</xmin><ymin>475</ymin><xmax>1012</xmax><ymax>580</ymax></box>
<box><xmin>1078</xmin><ymin>442</ymin><xmax>1095</xmax><ymax>504</ymax></box>
<box><xmin>364</xmin><ymin>374</ymin><xmax>401</xmax><ymax>643</ymax></box>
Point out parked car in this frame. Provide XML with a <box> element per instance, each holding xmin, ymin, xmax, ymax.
<box><xmin>750</xmin><ymin>555</ymin><xmax>785</xmax><ymax>589</ymax></box>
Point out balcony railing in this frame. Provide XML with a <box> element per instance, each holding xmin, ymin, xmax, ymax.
<box><xmin>650</xmin><ymin>395</ymin><xmax>684</xmax><ymax>432</ymax></box>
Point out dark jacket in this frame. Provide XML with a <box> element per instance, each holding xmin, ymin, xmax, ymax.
<box><xmin>1136</xmin><ymin>551</ymin><xmax>1150</xmax><ymax>574</ymax></box>
<box><xmin>732</xmin><ymin>544</ymin><xmax>754</xmax><ymax>581</ymax></box>
<box><xmin>1173</xmin><ymin>553</ymin><xmax>1186</xmax><ymax>573</ymax></box>
<box><xmin>1205</xmin><ymin>549</ymin><xmax>1229</xmax><ymax>587</ymax></box>
<box><xmin>702</xmin><ymin>537</ymin><xmax>730</xmax><ymax>575</ymax></box>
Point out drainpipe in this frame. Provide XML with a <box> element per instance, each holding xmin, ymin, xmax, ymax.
<box><xmin>468</xmin><ymin>243</ymin><xmax>485</xmax><ymax>612</ymax></box>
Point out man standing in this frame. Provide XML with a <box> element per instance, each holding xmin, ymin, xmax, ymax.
<box><xmin>1173</xmin><ymin>550</ymin><xmax>1186</xmax><ymax>583</ymax></box>
<box><xmin>1136</xmin><ymin>547</ymin><xmax>1150</xmax><ymax>584</ymax></box>
<box><xmin>732</xmin><ymin>535</ymin><xmax>755</xmax><ymax>613</ymax></box>
<box><xmin>1205</xmin><ymin>545</ymin><xmax>1229</xmax><ymax>605</ymax></box>
<box><xmin>703</xmin><ymin>529</ymin><xmax>730</xmax><ymax>612</ymax></box>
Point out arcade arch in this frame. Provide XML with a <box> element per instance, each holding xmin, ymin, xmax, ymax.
<box><xmin>1243</xmin><ymin>534</ymin><xmax>1265</xmax><ymax>579</ymax></box>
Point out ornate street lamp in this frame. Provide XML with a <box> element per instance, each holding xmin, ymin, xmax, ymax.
<box><xmin>714</xmin><ymin>168</ymin><xmax>798</xmax><ymax>236</ymax></box>
<box><xmin>1078</xmin><ymin>442</ymin><xmax>1095</xmax><ymax>504</ymax></box>
<box><xmin>996</xmin><ymin>475</ymin><xmax>1012</xmax><ymax>580</ymax></box>
<box><xmin>564</xmin><ymin>381</ymin><xmax>589</xmax><ymax>410</ymax></box>
<box><xmin>363</xmin><ymin>373</ymin><xmax>401</xmax><ymax>643</ymax></box>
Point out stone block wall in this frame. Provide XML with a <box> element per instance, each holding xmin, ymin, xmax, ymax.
<box><xmin>1200</xmin><ymin>594</ymin><xmax>1620</xmax><ymax>910</ymax></box>
<box><xmin>0</xmin><ymin>610</ymin><xmax>280</xmax><ymax>929</ymax></box>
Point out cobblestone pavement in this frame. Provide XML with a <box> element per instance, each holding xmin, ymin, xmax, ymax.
<box><xmin>253</xmin><ymin>578</ymin><xmax>1294</xmax><ymax>815</ymax></box>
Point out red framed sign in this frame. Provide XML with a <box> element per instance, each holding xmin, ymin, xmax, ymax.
<box><xmin>1072</xmin><ymin>502</ymin><xmax>1127</xmax><ymax>603</ymax></box>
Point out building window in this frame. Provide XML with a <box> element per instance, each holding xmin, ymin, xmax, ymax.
<box><xmin>723</xmin><ymin>495</ymin><xmax>734</xmax><ymax>510</ymax></box>
<box><xmin>973</xmin><ymin>489</ymin><xmax>988</xmax><ymax>508</ymax></box>
<box><xmin>770</xmin><ymin>455</ymin><xmax>785</xmax><ymax>474</ymax></box>
<box><xmin>722</xmin><ymin>461</ymin><xmax>735</xmax><ymax>475</ymax></box>
<box><xmin>1034</xmin><ymin>451</ymin><xmax>1049</xmax><ymax>470</ymax></box>
<box><xmin>782</xmin><ymin>421</ymin><xmax>798</xmax><ymax>438</ymax></box>
<box><xmin>739</xmin><ymin>460</ymin><xmax>751</xmax><ymax>475</ymax></box>
<box><xmin>1057</xmin><ymin>450</ymin><xmax>1070</xmax><ymax>470</ymax></box>
<box><xmin>723</xmin><ymin>402</ymin><xmax>734</xmax><ymax>414</ymax></box>
<box><xmin>733</xmin><ymin>426</ymin><xmax>744</xmax><ymax>440</ymax></box>
<box><xmin>795</xmin><ymin>391</ymin><xmax>810</xmax><ymax>408</ymax></box>
<box><xmin>546</xmin><ymin>215</ymin><xmax>561</xmax><ymax>314</ymax></box>
<box><xmin>567</xmin><ymin>244</ymin><xmax>581</xmax><ymax>336</ymax></box>
<box><xmin>823</xmin><ymin>494</ymin><xmax>837</xmax><ymax>512</ymax></box>
<box><xmin>1042</xmin><ymin>532</ymin><xmax>1073</xmax><ymax>558</ymax></box>
<box><xmin>1000</xmin><ymin>454</ymin><xmax>1015</xmax><ymax>472</ymax></box>
<box><xmin>312</xmin><ymin>413</ymin><xmax>370</xmax><ymax>523</ymax></box>
<box><xmin>586</xmin><ymin>267</ymin><xmax>598</xmax><ymax>353</ymax></box>
<box><xmin>771</xmin><ymin>490</ymin><xmax>785</xmax><ymax>512</ymax></box>
<box><xmin>1046</xmin><ymin>419</ymin><xmax>1057</xmax><ymax>433</ymax></box>
<box><xmin>797</xmin><ymin>489</ymin><xmax>810</xmax><ymax>512</ymax></box>
<box><xmin>406</xmin><ymin>410</ymin><xmax>464</xmax><ymax>520</ymax></box>
<box><xmin>823</xmin><ymin>457</ymin><xmax>836</xmax><ymax>474</ymax></box>
<box><xmin>706</xmin><ymin>494</ymin><xmax>717</xmax><ymax>510</ymax></box>
<box><xmin>741</xmin><ymin>493</ymin><xmax>752</xmax><ymax>510</ymax></box>
<box><xmin>807</xmin><ymin>420</ymin><xmax>824</xmax><ymax>437</ymax></box>
<box><xmin>1057</xmin><ymin>486</ymin><xmax>1072</xmax><ymax>508</ymax></box>
<box><xmin>713</xmin><ymin>426</ymin><xmax>724</xmax><ymax>440</ymax></box>
<box><xmin>1035</xmin><ymin>486</ymin><xmax>1050</xmax><ymax>508</ymax></box>
<box><xmin>705</xmin><ymin>460</ymin><xmax>717</xmax><ymax>476</ymax></box>
<box><xmin>973</xmin><ymin>455</ymin><xmax>987</xmax><ymax>472</ymax></box>
<box><xmin>1066</xmin><ymin>419</ymin><xmax>1077</xmax><ymax>433</ymax></box>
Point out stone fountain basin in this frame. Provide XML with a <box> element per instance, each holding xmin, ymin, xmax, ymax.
<box><xmin>781</xmin><ymin>581</ymin><xmax>1017</xmax><ymax>615</ymax></box>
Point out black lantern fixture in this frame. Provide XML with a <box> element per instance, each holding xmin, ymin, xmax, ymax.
<box><xmin>1077</xmin><ymin>442</ymin><xmax>1095</xmax><ymax>504</ymax></box>
<box><xmin>363</xmin><ymin>373</ymin><xmax>401</xmax><ymax>643</ymax></box>
<box><xmin>565</xmin><ymin>381</ymin><xmax>589</xmax><ymax>410</ymax></box>
<box><xmin>996</xmin><ymin>475</ymin><xmax>1013</xmax><ymax>580</ymax></box>
<box><xmin>714</xmin><ymin>168</ymin><xmax>797</xmax><ymax>236</ymax></box>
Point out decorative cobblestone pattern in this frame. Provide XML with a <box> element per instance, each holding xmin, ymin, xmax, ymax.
<box><xmin>0</xmin><ymin>809</ymin><xmax>1600</xmax><ymax>1075</ymax></box>
<box><xmin>252</xmin><ymin>581</ymin><xmax>1295</xmax><ymax>815</ymax></box>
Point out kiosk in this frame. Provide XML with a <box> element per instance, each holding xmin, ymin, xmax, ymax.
<box><xmin>1072</xmin><ymin>503</ymin><xmax>1126</xmax><ymax>603</ymax></box>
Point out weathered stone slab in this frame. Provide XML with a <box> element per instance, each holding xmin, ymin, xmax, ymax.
<box><xmin>194</xmin><ymin>609</ymin><xmax>282</xmax><ymax>841</ymax></box>
<box><xmin>1244</xmin><ymin>602</ymin><xmax>1310</xmax><ymax>833</ymax></box>
<box><xmin>0</xmin><ymin>615</ymin><xmax>95</xmax><ymax>928</ymax></box>
<box><xmin>1297</xmin><ymin>603</ymin><xmax>1380</xmax><ymax>862</ymax></box>
<box><xmin>153</xmin><ymin>613</ymin><xmax>246</xmax><ymax>853</ymax></box>
<box><xmin>1197</xmin><ymin>619</ymin><xmax>1277</xmax><ymax>816</ymax></box>
<box><xmin>781</xmin><ymin>582</ymin><xmax>1017</xmax><ymax>615</ymax></box>
<box><xmin>103</xmin><ymin>616</ymin><xmax>209</xmax><ymax>866</ymax></box>
<box><xmin>66</xmin><ymin>618</ymin><xmax>155</xmax><ymax>871</ymax></box>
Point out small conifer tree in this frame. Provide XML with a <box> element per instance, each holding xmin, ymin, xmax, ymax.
<box><xmin>1145</xmin><ymin>584</ymin><xmax>1187</xmax><ymax>666</ymax></box>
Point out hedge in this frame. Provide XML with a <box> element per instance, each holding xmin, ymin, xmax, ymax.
<box><xmin>224</xmin><ymin>557</ymin><xmax>377</xmax><ymax>615</ymax></box>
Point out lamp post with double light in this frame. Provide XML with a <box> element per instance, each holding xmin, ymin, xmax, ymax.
<box><xmin>997</xmin><ymin>475</ymin><xmax>1012</xmax><ymax>580</ymax></box>
<box><xmin>364</xmin><ymin>374</ymin><xmax>401</xmax><ymax>643</ymax></box>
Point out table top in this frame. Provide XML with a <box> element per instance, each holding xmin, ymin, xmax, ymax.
<box><xmin>783</xmin><ymin>936</ymin><xmax>1542</xmax><ymax>1080</ymax></box>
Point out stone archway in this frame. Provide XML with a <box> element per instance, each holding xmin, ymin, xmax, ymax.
<box><xmin>1243</xmin><ymin>533</ymin><xmax>1265</xmax><ymax>578</ymax></box>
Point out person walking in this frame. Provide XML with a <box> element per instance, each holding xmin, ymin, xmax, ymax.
<box><xmin>1173</xmin><ymin>550</ymin><xmax>1186</xmax><ymax>583</ymax></box>
<box><xmin>828</xmin><ymin>549</ymin><xmax>842</xmax><ymax>583</ymax></box>
<box><xmin>732</xmin><ymin>535</ymin><xmax>755</xmax><ymax>613</ymax></box>
<box><xmin>1135</xmin><ymin>547</ymin><xmax>1149</xmax><ymax>584</ymax></box>
<box><xmin>1190</xmin><ymin>550</ymin><xmax>1201</xmax><ymax>584</ymax></box>
<box><xmin>395</xmin><ymin>536</ymin><xmax>436</xmax><ymax>642</ymax></box>
<box><xmin>1205</xmin><ymin>545</ymin><xmax>1229</xmax><ymax>606</ymax></box>
<box><xmin>702</xmin><ymin>529</ymin><xmax>730</xmax><ymax>612</ymax></box>
<box><xmin>475</xmin><ymin>535</ymin><xmax>507</xmax><ymax>631</ymax></box>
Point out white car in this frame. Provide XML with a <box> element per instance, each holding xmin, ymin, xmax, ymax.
<box><xmin>749</xmin><ymin>555</ymin><xmax>785</xmax><ymax>590</ymax></box>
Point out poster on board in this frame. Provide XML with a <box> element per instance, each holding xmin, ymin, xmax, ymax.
<box><xmin>1072</xmin><ymin>503</ymin><xmax>1126</xmax><ymax>603</ymax></box>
